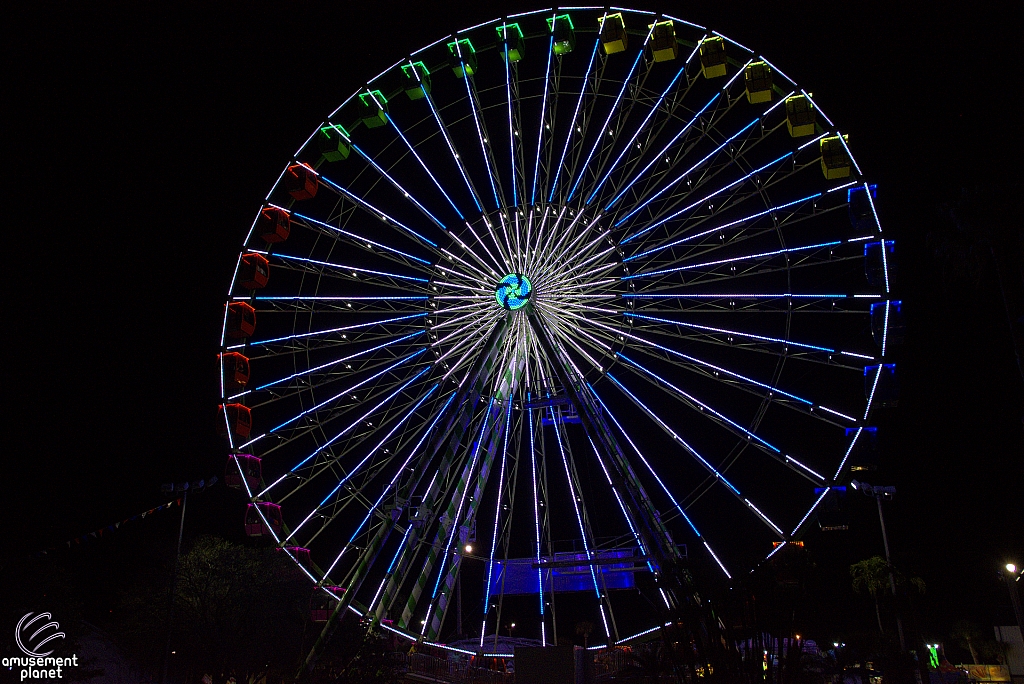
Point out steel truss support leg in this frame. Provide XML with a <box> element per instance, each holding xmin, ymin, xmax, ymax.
<box><xmin>296</xmin><ymin>317</ymin><xmax>511</xmax><ymax>681</ymax></box>
<box><xmin>528</xmin><ymin>310</ymin><xmax>737</xmax><ymax>677</ymax></box>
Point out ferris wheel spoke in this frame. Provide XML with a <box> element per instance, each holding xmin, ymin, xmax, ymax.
<box><xmin>529</xmin><ymin>17</ymin><xmax>557</xmax><ymax>206</ymax></box>
<box><xmin>609</xmin><ymin>86</ymin><xmax>774</xmax><ymax>230</ymax></box>
<box><xmin>440</xmin><ymin>245</ymin><xmax>499</xmax><ymax>285</ymax></box>
<box><xmin>590</xmin><ymin>384</ymin><xmax>733</xmax><ymax>578</ymax></box>
<box><xmin>381</xmin><ymin>109</ymin><xmax>467</xmax><ymax>221</ymax></box>
<box><xmin>619</xmin><ymin>143</ymin><xmax>795</xmax><ymax>245</ymax></box>
<box><xmin>565</xmin><ymin>22</ymin><xmax>656</xmax><ymax>204</ymax></box>
<box><xmin>234</xmin><ymin>332</ymin><xmax>425</xmax><ymax>404</ymax></box>
<box><xmin>499</xmin><ymin>24</ymin><xmax>526</xmax><ymax>209</ymax></box>
<box><xmin>623</xmin><ymin>238</ymin><xmax>849</xmax><ymax>285</ymax></box>
<box><xmin>583</xmin><ymin>435</ymin><xmax>657</xmax><ymax>576</ymax></box>
<box><xmin>231</xmin><ymin>310</ymin><xmax>427</xmax><ymax>351</ymax></box>
<box><xmin>622</xmin><ymin>191</ymin><xmax>823</xmax><ymax>269</ymax></box>
<box><xmin>412</xmin><ymin>64</ymin><xmax>487</xmax><ymax>215</ymax></box>
<box><xmin>614</xmin><ymin>352</ymin><xmax>826</xmax><ymax>484</ymax></box>
<box><xmin>244</xmin><ymin>295</ymin><xmax>428</xmax><ymax>316</ymax></box>
<box><xmin>455</xmin><ymin>57</ymin><xmax>505</xmax><ymax>212</ymax></box>
<box><xmin>613</xmin><ymin>321</ymin><xmax>861</xmax><ymax>428</ymax></box>
<box><xmin>261</xmin><ymin>348</ymin><xmax>429</xmax><ymax>432</ymax></box>
<box><xmin>624</xmin><ymin>312</ymin><xmax>873</xmax><ymax>370</ymax></box>
<box><xmin>570</xmin><ymin>313</ymin><xmax>828</xmax><ymax>415</ymax></box>
<box><xmin>260</xmin><ymin>364</ymin><xmax>436</xmax><ymax>494</ymax></box>
<box><xmin>622</xmin><ymin>291</ymin><xmax>879</xmax><ymax>315</ymax></box>
<box><xmin>547</xmin><ymin>28</ymin><xmax>603</xmax><ymax>203</ymax></box>
<box><xmin>313</xmin><ymin>171</ymin><xmax>439</xmax><ymax>251</ymax></box>
<box><xmin>602</xmin><ymin>90</ymin><xmax>725</xmax><ymax>214</ymax></box>
<box><xmin>322</xmin><ymin>389</ymin><xmax>459</xmax><ymax>592</ymax></box>
<box><xmin>549</xmin><ymin>408</ymin><xmax>615</xmax><ymax>642</ymax></box>
<box><xmin>282</xmin><ymin>382</ymin><xmax>441</xmax><ymax>542</ymax></box>
<box><xmin>237</xmin><ymin>328</ymin><xmax>425</xmax><ymax>369</ymax></box>
<box><xmin>242</xmin><ymin>354</ymin><xmax>433</xmax><ymax>456</ymax></box>
<box><xmin>319</xmin><ymin>119</ymin><xmax>451</xmax><ymax>234</ymax></box>
<box><xmin>259</xmin><ymin>251</ymin><xmax>432</xmax><ymax>292</ymax></box>
<box><xmin>288</xmin><ymin>210</ymin><xmax>435</xmax><ymax>274</ymax></box>
<box><xmin>605</xmin><ymin>372</ymin><xmax>786</xmax><ymax>540</ymax></box>
<box><xmin>583</xmin><ymin>34</ymin><xmax>699</xmax><ymax>208</ymax></box>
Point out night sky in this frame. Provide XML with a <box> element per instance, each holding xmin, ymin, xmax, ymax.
<box><xmin>6</xmin><ymin>0</ymin><xmax>1022</xmax><ymax>651</ymax></box>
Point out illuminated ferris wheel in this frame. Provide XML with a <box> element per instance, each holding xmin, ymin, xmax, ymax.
<box><xmin>217</xmin><ymin>7</ymin><xmax>901</xmax><ymax>656</ymax></box>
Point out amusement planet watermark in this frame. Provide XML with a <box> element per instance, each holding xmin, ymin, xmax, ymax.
<box><xmin>3</xmin><ymin>613</ymin><xmax>78</xmax><ymax>681</ymax></box>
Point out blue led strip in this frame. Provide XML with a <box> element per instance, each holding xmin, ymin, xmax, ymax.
<box><xmin>347</xmin><ymin>140</ymin><xmax>449</xmax><ymax>231</ymax></box>
<box><xmin>288</xmin><ymin>366</ymin><xmax>434</xmax><ymax>475</ymax></box>
<box><xmin>385</xmin><ymin>112</ymin><xmax>466</xmax><ymax>220</ymax></box>
<box><xmin>530</xmin><ymin>27</ymin><xmax>556</xmax><ymax>206</ymax></box>
<box><xmin>620</xmin><ymin>149</ymin><xmax>792</xmax><ymax>243</ymax></box>
<box><xmin>245</xmin><ymin>312</ymin><xmax>428</xmax><ymax>348</ymax></box>
<box><xmin>616</xmin><ymin>352</ymin><xmax>782</xmax><ymax>453</ymax></box>
<box><xmin>548</xmin><ymin>31</ymin><xmax>602</xmax><ymax>203</ymax></box>
<box><xmin>267</xmin><ymin>252</ymin><xmax>430</xmax><ymax>284</ymax></box>
<box><xmin>625</xmin><ymin>312</ymin><xmax>834</xmax><ymax>353</ymax></box>
<box><xmin>604</xmin><ymin>93</ymin><xmax>721</xmax><ymax>212</ymax></box>
<box><xmin>317</xmin><ymin>174</ymin><xmax>438</xmax><ymax>247</ymax></box>
<box><xmin>622</xmin><ymin>240</ymin><xmax>843</xmax><ymax>281</ymax></box>
<box><xmin>606</xmin><ymin>373</ymin><xmax>741</xmax><ymax>496</ymax></box>
<box><xmin>454</xmin><ymin>41</ymin><xmax>502</xmax><ymax>211</ymax></box>
<box><xmin>566</xmin><ymin>21</ymin><xmax>655</xmax><ymax>203</ymax></box>
<box><xmin>585</xmin><ymin>54</ymin><xmax>692</xmax><ymax>206</ymax></box>
<box><xmin>252</xmin><ymin>331</ymin><xmax>424</xmax><ymax>392</ymax></box>
<box><xmin>291</xmin><ymin>211</ymin><xmax>433</xmax><ymax>265</ymax></box>
<box><xmin>412</xmin><ymin>62</ymin><xmax>484</xmax><ymax>213</ymax></box>
<box><xmin>623</xmin><ymin>193</ymin><xmax>822</xmax><ymax>263</ymax></box>
<box><xmin>270</xmin><ymin>348</ymin><xmax>427</xmax><ymax>433</ymax></box>
<box><xmin>285</xmin><ymin>383</ymin><xmax>440</xmax><ymax>542</ymax></box>
<box><xmin>589</xmin><ymin>383</ymin><xmax>732</xmax><ymax>578</ymax></box>
<box><xmin>614</xmin><ymin>116</ymin><xmax>759</xmax><ymax>230</ymax></box>
<box><xmin>502</xmin><ymin>29</ymin><xmax>517</xmax><ymax>208</ymax></box>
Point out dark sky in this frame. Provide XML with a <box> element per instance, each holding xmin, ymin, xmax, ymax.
<box><xmin>5</xmin><ymin>0</ymin><xmax>1022</xmax><ymax>644</ymax></box>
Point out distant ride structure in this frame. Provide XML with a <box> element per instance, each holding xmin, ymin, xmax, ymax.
<box><xmin>217</xmin><ymin>6</ymin><xmax>900</xmax><ymax>660</ymax></box>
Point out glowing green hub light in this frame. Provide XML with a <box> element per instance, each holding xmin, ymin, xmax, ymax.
<box><xmin>495</xmin><ymin>274</ymin><xmax>532</xmax><ymax>311</ymax></box>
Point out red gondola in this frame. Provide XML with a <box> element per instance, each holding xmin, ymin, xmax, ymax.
<box><xmin>245</xmin><ymin>502</ymin><xmax>282</xmax><ymax>538</ymax></box>
<box><xmin>284</xmin><ymin>163</ymin><xmax>318</xmax><ymax>200</ymax></box>
<box><xmin>238</xmin><ymin>253</ymin><xmax>270</xmax><ymax>289</ymax></box>
<box><xmin>225</xmin><ymin>302</ymin><xmax>256</xmax><ymax>338</ymax></box>
<box><xmin>256</xmin><ymin>206</ymin><xmax>290</xmax><ymax>244</ymax></box>
<box><xmin>220</xmin><ymin>352</ymin><xmax>250</xmax><ymax>390</ymax></box>
<box><xmin>225</xmin><ymin>454</ymin><xmax>261</xmax><ymax>490</ymax></box>
<box><xmin>217</xmin><ymin>403</ymin><xmax>251</xmax><ymax>440</ymax></box>
<box><xmin>310</xmin><ymin>586</ymin><xmax>346</xmax><ymax>622</ymax></box>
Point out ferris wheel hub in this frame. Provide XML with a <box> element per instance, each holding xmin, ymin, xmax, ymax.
<box><xmin>494</xmin><ymin>273</ymin><xmax>533</xmax><ymax>311</ymax></box>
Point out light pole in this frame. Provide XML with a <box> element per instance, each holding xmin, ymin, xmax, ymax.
<box><xmin>159</xmin><ymin>476</ymin><xmax>217</xmax><ymax>684</ymax></box>
<box><xmin>851</xmin><ymin>480</ymin><xmax>905</xmax><ymax>651</ymax></box>
<box><xmin>1001</xmin><ymin>563</ymin><xmax>1023</xmax><ymax>635</ymax></box>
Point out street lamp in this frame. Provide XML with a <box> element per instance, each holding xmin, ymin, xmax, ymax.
<box><xmin>159</xmin><ymin>476</ymin><xmax>218</xmax><ymax>684</ymax></box>
<box><xmin>850</xmin><ymin>480</ymin><xmax>905</xmax><ymax>651</ymax></box>
<box><xmin>1000</xmin><ymin>563</ymin><xmax>1023</xmax><ymax>635</ymax></box>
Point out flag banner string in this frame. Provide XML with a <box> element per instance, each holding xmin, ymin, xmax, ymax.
<box><xmin>31</xmin><ymin>498</ymin><xmax>184</xmax><ymax>557</ymax></box>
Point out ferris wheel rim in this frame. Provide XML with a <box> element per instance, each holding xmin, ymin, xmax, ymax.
<box><xmin>218</xmin><ymin>6</ymin><xmax>897</xmax><ymax>651</ymax></box>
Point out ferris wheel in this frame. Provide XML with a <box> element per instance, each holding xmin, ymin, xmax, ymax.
<box><xmin>217</xmin><ymin>7</ymin><xmax>900</xmax><ymax>655</ymax></box>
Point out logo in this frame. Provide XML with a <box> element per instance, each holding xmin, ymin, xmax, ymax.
<box><xmin>4</xmin><ymin>612</ymin><xmax>77</xmax><ymax>680</ymax></box>
<box><xmin>16</xmin><ymin>613</ymin><xmax>64</xmax><ymax>657</ymax></box>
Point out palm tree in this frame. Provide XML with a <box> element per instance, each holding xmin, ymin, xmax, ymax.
<box><xmin>851</xmin><ymin>557</ymin><xmax>891</xmax><ymax>634</ymax></box>
<box><xmin>850</xmin><ymin>556</ymin><xmax>926</xmax><ymax>636</ymax></box>
<box><xmin>950</xmin><ymin>621</ymin><xmax>983</xmax><ymax>665</ymax></box>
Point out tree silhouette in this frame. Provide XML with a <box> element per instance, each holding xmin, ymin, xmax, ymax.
<box><xmin>850</xmin><ymin>556</ymin><xmax>925</xmax><ymax>636</ymax></box>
